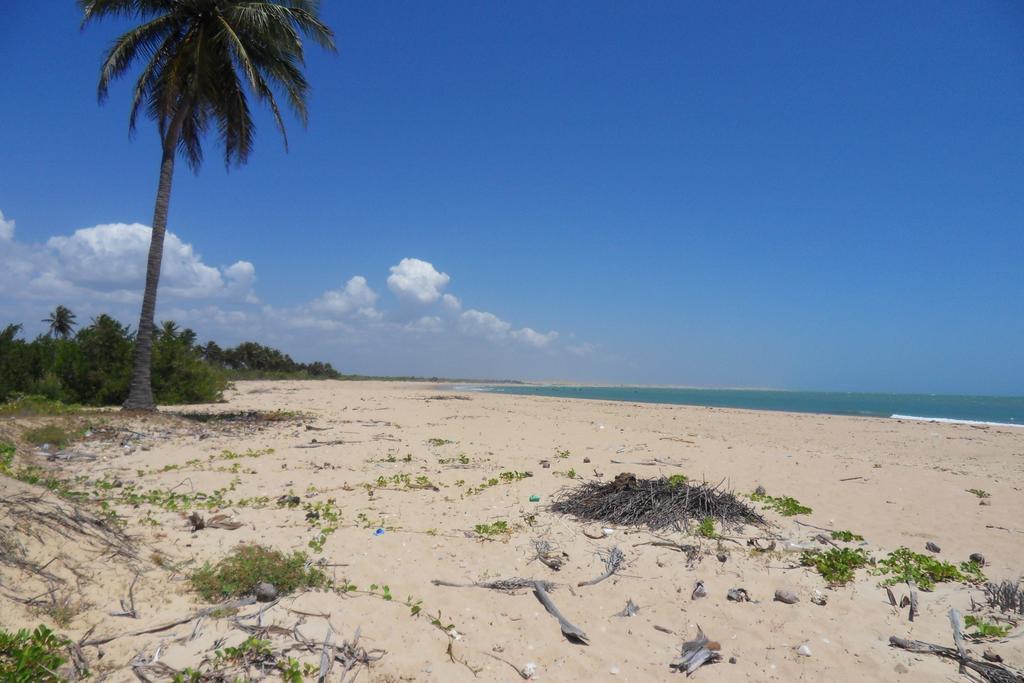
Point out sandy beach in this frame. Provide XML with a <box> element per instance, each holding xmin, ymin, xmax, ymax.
<box><xmin>2</xmin><ymin>379</ymin><xmax>1023</xmax><ymax>681</ymax></box>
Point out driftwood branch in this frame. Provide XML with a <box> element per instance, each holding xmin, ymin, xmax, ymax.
<box><xmin>82</xmin><ymin>597</ymin><xmax>257</xmax><ymax>646</ymax></box>
<box><xmin>533</xmin><ymin>581</ymin><xmax>588</xmax><ymax>644</ymax></box>
<box><xmin>578</xmin><ymin>547</ymin><xmax>624</xmax><ymax>587</ymax></box>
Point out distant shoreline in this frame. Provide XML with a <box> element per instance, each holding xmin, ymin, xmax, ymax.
<box><xmin>464</xmin><ymin>383</ymin><xmax>1024</xmax><ymax>427</ymax></box>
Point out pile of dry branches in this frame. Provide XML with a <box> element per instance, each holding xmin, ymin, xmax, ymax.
<box><xmin>549</xmin><ymin>473</ymin><xmax>764</xmax><ymax>530</ymax></box>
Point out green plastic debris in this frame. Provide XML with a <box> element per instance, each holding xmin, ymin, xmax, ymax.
<box><xmin>529</xmin><ymin>495</ymin><xmax>541</xmax><ymax>502</ymax></box>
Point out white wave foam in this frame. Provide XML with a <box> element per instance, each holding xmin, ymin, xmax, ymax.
<box><xmin>890</xmin><ymin>414</ymin><xmax>1022</xmax><ymax>429</ymax></box>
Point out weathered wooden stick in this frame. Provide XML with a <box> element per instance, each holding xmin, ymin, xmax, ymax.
<box><xmin>82</xmin><ymin>596</ymin><xmax>257</xmax><ymax>646</ymax></box>
<box><xmin>533</xmin><ymin>581</ymin><xmax>588</xmax><ymax>644</ymax></box>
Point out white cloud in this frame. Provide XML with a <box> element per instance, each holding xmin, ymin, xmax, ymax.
<box><xmin>311</xmin><ymin>276</ymin><xmax>379</xmax><ymax>316</ymax></box>
<box><xmin>387</xmin><ymin>258</ymin><xmax>450</xmax><ymax>305</ymax></box>
<box><xmin>441</xmin><ymin>293</ymin><xmax>462</xmax><ymax>312</ymax></box>
<box><xmin>406</xmin><ymin>315</ymin><xmax>443</xmax><ymax>332</ymax></box>
<box><xmin>43</xmin><ymin>223</ymin><xmax>254</xmax><ymax>300</ymax></box>
<box><xmin>0</xmin><ymin>215</ymin><xmax>578</xmax><ymax>375</ymax></box>
<box><xmin>511</xmin><ymin>327</ymin><xmax>559</xmax><ymax>348</ymax></box>
<box><xmin>459</xmin><ymin>309</ymin><xmax>512</xmax><ymax>338</ymax></box>
<box><xmin>0</xmin><ymin>210</ymin><xmax>14</xmax><ymax>241</ymax></box>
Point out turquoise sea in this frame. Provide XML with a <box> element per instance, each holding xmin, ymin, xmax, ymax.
<box><xmin>475</xmin><ymin>385</ymin><xmax>1024</xmax><ymax>427</ymax></box>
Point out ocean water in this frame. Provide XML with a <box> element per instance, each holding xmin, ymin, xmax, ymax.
<box><xmin>474</xmin><ymin>385</ymin><xmax>1024</xmax><ymax>427</ymax></box>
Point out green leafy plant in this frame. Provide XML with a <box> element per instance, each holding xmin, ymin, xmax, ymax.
<box><xmin>964</xmin><ymin>615</ymin><xmax>1010</xmax><ymax>639</ymax></box>
<box><xmin>555</xmin><ymin>448</ymin><xmax>570</xmax><ymax>459</ymax></box>
<box><xmin>22</xmin><ymin>425</ymin><xmax>74</xmax><ymax>449</ymax></box>
<box><xmin>427</xmin><ymin>438</ymin><xmax>454</xmax><ymax>447</ymax></box>
<box><xmin>474</xmin><ymin>520</ymin><xmax>510</xmax><ymax>537</ymax></box>
<box><xmin>696</xmin><ymin>517</ymin><xmax>717</xmax><ymax>538</ymax></box>
<box><xmin>0</xmin><ymin>441</ymin><xmax>15</xmax><ymax>474</ymax></box>
<box><xmin>967</xmin><ymin>488</ymin><xmax>991</xmax><ymax>499</ymax></box>
<box><xmin>750</xmin><ymin>490</ymin><xmax>812</xmax><ymax>516</ymax></box>
<box><xmin>801</xmin><ymin>547</ymin><xmax>870</xmax><ymax>585</ymax></box>
<box><xmin>873</xmin><ymin>548</ymin><xmax>986</xmax><ymax>591</ymax></box>
<box><xmin>667</xmin><ymin>474</ymin><xmax>688</xmax><ymax>488</ymax></box>
<box><xmin>190</xmin><ymin>545</ymin><xmax>328</xmax><ymax>602</ymax></box>
<box><xmin>0</xmin><ymin>395</ymin><xmax>82</xmax><ymax>417</ymax></box>
<box><xmin>0</xmin><ymin>625</ymin><xmax>74</xmax><ymax>683</ymax></box>
<box><xmin>830</xmin><ymin>530</ymin><xmax>864</xmax><ymax>542</ymax></box>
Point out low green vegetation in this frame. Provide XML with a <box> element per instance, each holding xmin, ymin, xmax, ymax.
<box><xmin>21</xmin><ymin>425</ymin><xmax>74</xmax><ymax>449</ymax></box>
<box><xmin>874</xmin><ymin>547</ymin><xmax>986</xmax><ymax>591</ymax></box>
<box><xmin>474</xmin><ymin>520</ymin><xmax>510</xmax><ymax>537</ymax></box>
<box><xmin>801</xmin><ymin>548</ymin><xmax>870</xmax><ymax>585</ymax></box>
<box><xmin>0</xmin><ymin>395</ymin><xmax>81</xmax><ymax>417</ymax></box>
<box><xmin>750</xmin><ymin>490</ymin><xmax>812</xmax><ymax>516</ymax></box>
<box><xmin>696</xmin><ymin>517</ymin><xmax>717</xmax><ymax>538</ymax></box>
<box><xmin>555</xmin><ymin>448</ymin><xmax>571</xmax><ymax>459</ymax></box>
<box><xmin>0</xmin><ymin>624</ymin><xmax>75</xmax><ymax>683</ymax></box>
<box><xmin>0</xmin><ymin>441</ymin><xmax>15</xmax><ymax>472</ymax></box>
<box><xmin>830</xmin><ymin>529</ymin><xmax>864</xmax><ymax>542</ymax></box>
<box><xmin>427</xmin><ymin>438</ymin><xmax>454</xmax><ymax>447</ymax></box>
<box><xmin>190</xmin><ymin>545</ymin><xmax>328</xmax><ymax>602</ymax></box>
<box><xmin>967</xmin><ymin>488</ymin><xmax>991</xmax><ymax>499</ymax></box>
<box><xmin>438</xmin><ymin>453</ymin><xmax>470</xmax><ymax>465</ymax></box>
<box><xmin>667</xmin><ymin>473</ymin><xmax>688</xmax><ymax>488</ymax></box>
<box><xmin>964</xmin><ymin>615</ymin><xmax>1011</xmax><ymax>639</ymax></box>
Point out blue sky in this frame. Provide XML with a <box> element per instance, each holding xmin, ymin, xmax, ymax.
<box><xmin>1</xmin><ymin>1</ymin><xmax>1022</xmax><ymax>393</ymax></box>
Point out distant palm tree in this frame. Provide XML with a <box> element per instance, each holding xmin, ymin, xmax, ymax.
<box><xmin>79</xmin><ymin>0</ymin><xmax>336</xmax><ymax>410</ymax></box>
<box><xmin>43</xmin><ymin>306</ymin><xmax>78</xmax><ymax>339</ymax></box>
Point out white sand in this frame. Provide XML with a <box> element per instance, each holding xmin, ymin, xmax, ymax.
<box><xmin>2</xmin><ymin>379</ymin><xmax>1023</xmax><ymax>681</ymax></box>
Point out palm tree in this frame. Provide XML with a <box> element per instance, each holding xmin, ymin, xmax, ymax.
<box><xmin>79</xmin><ymin>0</ymin><xmax>336</xmax><ymax>410</ymax></box>
<box><xmin>43</xmin><ymin>306</ymin><xmax>78</xmax><ymax>339</ymax></box>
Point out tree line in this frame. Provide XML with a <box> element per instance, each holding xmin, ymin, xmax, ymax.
<box><xmin>1</xmin><ymin>308</ymin><xmax>342</xmax><ymax>406</ymax></box>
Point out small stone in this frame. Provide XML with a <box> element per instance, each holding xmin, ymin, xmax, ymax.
<box><xmin>691</xmin><ymin>580</ymin><xmax>707</xmax><ymax>600</ymax></box>
<box><xmin>969</xmin><ymin>552</ymin><xmax>986</xmax><ymax>566</ymax></box>
<box><xmin>774</xmin><ymin>589</ymin><xmax>800</xmax><ymax>604</ymax></box>
<box><xmin>925</xmin><ymin>542</ymin><xmax>941</xmax><ymax>553</ymax></box>
<box><xmin>716</xmin><ymin>551</ymin><xmax>728</xmax><ymax>562</ymax></box>
<box><xmin>796</xmin><ymin>644</ymin><xmax>812</xmax><ymax>657</ymax></box>
<box><xmin>980</xmin><ymin>499</ymin><xmax>992</xmax><ymax>506</ymax></box>
<box><xmin>728</xmin><ymin>656</ymin><xmax>737</xmax><ymax>664</ymax></box>
<box><xmin>583</xmin><ymin>457</ymin><xmax>591</xmax><ymax>463</ymax></box>
<box><xmin>754</xmin><ymin>485</ymin><xmax>766</xmax><ymax>496</ymax></box>
<box><xmin>521</xmin><ymin>662</ymin><xmax>537</xmax><ymax>679</ymax></box>
<box><xmin>811</xmin><ymin>589</ymin><xmax>828</xmax><ymax>606</ymax></box>
<box><xmin>609</xmin><ymin>666</ymin><xmax>620</xmax><ymax>675</ymax></box>
<box><xmin>255</xmin><ymin>582</ymin><xmax>277</xmax><ymax>602</ymax></box>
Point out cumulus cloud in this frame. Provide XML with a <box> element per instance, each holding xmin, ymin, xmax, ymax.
<box><xmin>459</xmin><ymin>309</ymin><xmax>511</xmax><ymax>338</ymax></box>
<box><xmin>387</xmin><ymin>258</ymin><xmax>450</xmax><ymax>305</ymax></box>
<box><xmin>311</xmin><ymin>276</ymin><xmax>379</xmax><ymax>317</ymax></box>
<box><xmin>441</xmin><ymin>293</ymin><xmax>462</xmax><ymax>312</ymax></box>
<box><xmin>0</xmin><ymin>210</ymin><xmax>14</xmax><ymax>241</ymax></box>
<box><xmin>511</xmin><ymin>327</ymin><xmax>559</xmax><ymax>348</ymax></box>
<box><xmin>0</xmin><ymin>211</ymin><xmax>579</xmax><ymax>374</ymax></box>
<box><xmin>41</xmin><ymin>223</ymin><xmax>257</xmax><ymax>300</ymax></box>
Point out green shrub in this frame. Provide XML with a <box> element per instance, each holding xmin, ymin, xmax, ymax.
<box><xmin>0</xmin><ymin>625</ymin><xmax>74</xmax><ymax>682</ymax></box>
<box><xmin>696</xmin><ymin>517</ymin><xmax>717</xmax><ymax>538</ymax></box>
<box><xmin>801</xmin><ymin>548</ymin><xmax>870</xmax><ymax>585</ymax></box>
<box><xmin>963</xmin><ymin>615</ymin><xmax>1010</xmax><ymax>638</ymax></box>
<box><xmin>474</xmin><ymin>520</ymin><xmax>510</xmax><ymax>536</ymax></box>
<box><xmin>750</xmin><ymin>490</ymin><xmax>812</xmax><ymax>516</ymax></box>
<box><xmin>874</xmin><ymin>548</ymin><xmax>986</xmax><ymax>591</ymax></box>
<box><xmin>22</xmin><ymin>425</ymin><xmax>73</xmax><ymax>449</ymax></box>
<box><xmin>830</xmin><ymin>530</ymin><xmax>864</xmax><ymax>542</ymax></box>
<box><xmin>190</xmin><ymin>545</ymin><xmax>328</xmax><ymax>602</ymax></box>
<box><xmin>0</xmin><ymin>395</ymin><xmax>81</xmax><ymax>417</ymax></box>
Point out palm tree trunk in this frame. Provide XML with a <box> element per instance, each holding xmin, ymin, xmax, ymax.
<box><xmin>123</xmin><ymin>141</ymin><xmax>177</xmax><ymax>410</ymax></box>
